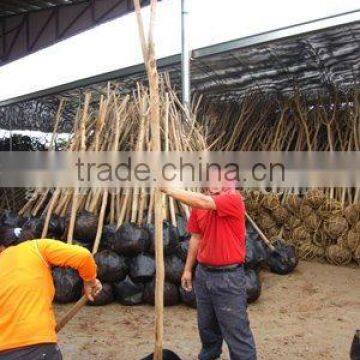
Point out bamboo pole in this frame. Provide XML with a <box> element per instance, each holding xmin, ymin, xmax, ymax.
<box><xmin>133</xmin><ymin>1</ymin><xmax>164</xmax><ymax>358</ymax></box>
<box><xmin>41</xmin><ymin>188</ymin><xmax>61</xmax><ymax>238</ymax></box>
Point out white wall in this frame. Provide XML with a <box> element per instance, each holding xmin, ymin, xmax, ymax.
<box><xmin>0</xmin><ymin>0</ymin><xmax>359</xmax><ymax>103</ymax></box>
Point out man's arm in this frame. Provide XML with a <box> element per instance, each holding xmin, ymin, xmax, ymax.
<box><xmin>37</xmin><ymin>239</ymin><xmax>102</xmax><ymax>301</ymax></box>
<box><xmin>160</xmin><ymin>187</ymin><xmax>216</xmax><ymax>210</ymax></box>
<box><xmin>181</xmin><ymin>233</ymin><xmax>200</xmax><ymax>291</ymax></box>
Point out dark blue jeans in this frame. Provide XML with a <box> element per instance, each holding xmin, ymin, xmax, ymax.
<box><xmin>0</xmin><ymin>343</ymin><xmax>62</xmax><ymax>360</ymax></box>
<box><xmin>195</xmin><ymin>265</ymin><xmax>257</xmax><ymax>360</ymax></box>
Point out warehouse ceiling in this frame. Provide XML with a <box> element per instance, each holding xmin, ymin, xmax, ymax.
<box><xmin>0</xmin><ymin>19</ymin><xmax>360</xmax><ymax>132</ymax></box>
<box><xmin>0</xmin><ymin>1</ymin><xmax>87</xmax><ymax>18</ymax></box>
<box><xmin>0</xmin><ymin>0</ymin><xmax>155</xmax><ymax>65</ymax></box>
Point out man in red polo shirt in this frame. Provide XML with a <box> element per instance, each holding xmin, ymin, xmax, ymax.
<box><xmin>160</xmin><ymin>174</ymin><xmax>257</xmax><ymax>360</ymax></box>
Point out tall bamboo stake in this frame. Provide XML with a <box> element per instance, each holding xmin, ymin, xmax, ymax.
<box><xmin>133</xmin><ymin>1</ymin><xmax>164</xmax><ymax>358</ymax></box>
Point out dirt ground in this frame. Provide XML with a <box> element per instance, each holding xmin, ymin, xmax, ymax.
<box><xmin>56</xmin><ymin>261</ymin><xmax>359</xmax><ymax>360</ymax></box>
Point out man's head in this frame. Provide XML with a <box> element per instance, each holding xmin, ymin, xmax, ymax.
<box><xmin>206</xmin><ymin>167</ymin><xmax>236</xmax><ymax>195</ymax></box>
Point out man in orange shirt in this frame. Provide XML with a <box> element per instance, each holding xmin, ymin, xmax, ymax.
<box><xmin>0</xmin><ymin>235</ymin><xmax>102</xmax><ymax>360</ymax></box>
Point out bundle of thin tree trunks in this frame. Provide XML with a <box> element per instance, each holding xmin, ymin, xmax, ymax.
<box><xmin>5</xmin><ymin>85</ymin><xmax>360</xmax><ymax>267</ymax></box>
<box><xmin>202</xmin><ymin>88</ymin><xmax>360</xmax><ymax>203</ymax></box>
<box><xmin>17</xmin><ymin>78</ymin><xmax>206</xmax><ymax>249</ymax></box>
<box><xmin>201</xmin><ymin>87</ymin><xmax>360</xmax><ymax>265</ymax></box>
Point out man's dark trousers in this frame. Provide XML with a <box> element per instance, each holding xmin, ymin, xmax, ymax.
<box><xmin>195</xmin><ymin>264</ymin><xmax>257</xmax><ymax>360</ymax></box>
<box><xmin>0</xmin><ymin>343</ymin><xmax>62</xmax><ymax>360</ymax></box>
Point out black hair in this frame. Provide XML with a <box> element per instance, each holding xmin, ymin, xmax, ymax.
<box><xmin>0</xmin><ymin>227</ymin><xmax>20</xmax><ymax>248</ymax></box>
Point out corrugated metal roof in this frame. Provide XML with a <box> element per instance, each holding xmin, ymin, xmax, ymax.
<box><xmin>190</xmin><ymin>21</ymin><xmax>360</xmax><ymax>102</ymax></box>
<box><xmin>0</xmin><ymin>20</ymin><xmax>359</xmax><ymax>132</ymax></box>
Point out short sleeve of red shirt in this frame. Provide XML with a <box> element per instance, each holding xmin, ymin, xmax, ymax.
<box><xmin>214</xmin><ymin>193</ymin><xmax>245</xmax><ymax>218</ymax></box>
<box><xmin>187</xmin><ymin>209</ymin><xmax>200</xmax><ymax>233</ymax></box>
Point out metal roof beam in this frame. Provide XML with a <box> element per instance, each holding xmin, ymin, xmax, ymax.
<box><xmin>0</xmin><ymin>0</ymin><xmax>89</xmax><ymax>19</ymax></box>
<box><xmin>0</xmin><ymin>2</ymin><xmax>359</xmax><ymax>107</ymax></box>
<box><xmin>193</xmin><ymin>9</ymin><xmax>360</xmax><ymax>59</ymax></box>
<box><xmin>0</xmin><ymin>54</ymin><xmax>180</xmax><ymax>106</ymax></box>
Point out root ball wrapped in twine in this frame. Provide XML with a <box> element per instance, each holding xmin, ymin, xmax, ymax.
<box><xmin>286</xmin><ymin>215</ymin><xmax>302</xmax><ymax>230</ymax></box>
<box><xmin>323</xmin><ymin>216</ymin><xmax>348</xmax><ymax>240</ymax></box>
<box><xmin>260</xmin><ymin>194</ymin><xmax>280</xmax><ymax>211</ymax></box>
<box><xmin>343</xmin><ymin>204</ymin><xmax>360</xmax><ymax>226</ymax></box>
<box><xmin>312</xmin><ymin>231</ymin><xmax>328</xmax><ymax>247</ymax></box>
<box><xmin>272</xmin><ymin>206</ymin><xmax>289</xmax><ymax>224</ymax></box>
<box><xmin>319</xmin><ymin>199</ymin><xmax>342</xmax><ymax>219</ymax></box>
<box><xmin>303</xmin><ymin>211</ymin><xmax>320</xmax><ymax>231</ymax></box>
<box><xmin>245</xmin><ymin>191</ymin><xmax>264</xmax><ymax>204</ymax></box>
<box><xmin>257</xmin><ymin>211</ymin><xmax>277</xmax><ymax>230</ymax></box>
<box><xmin>353</xmin><ymin>221</ymin><xmax>360</xmax><ymax>233</ymax></box>
<box><xmin>347</xmin><ymin>230</ymin><xmax>360</xmax><ymax>252</ymax></box>
<box><xmin>244</xmin><ymin>194</ymin><xmax>262</xmax><ymax>216</ymax></box>
<box><xmin>353</xmin><ymin>245</ymin><xmax>360</xmax><ymax>265</ymax></box>
<box><xmin>282</xmin><ymin>227</ymin><xmax>292</xmax><ymax>242</ymax></box>
<box><xmin>284</xmin><ymin>194</ymin><xmax>302</xmax><ymax>214</ymax></box>
<box><xmin>266</xmin><ymin>226</ymin><xmax>281</xmax><ymax>241</ymax></box>
<box><xmin>326</xmin><ymin>244</ymin><xmax>352</xmax><ymax>265</ymax></box>
<box><xmin>303</xmin><ymin>189</ymin><xmax>325</xmax><ymax>209</ymax></box>
<box><xmin>299</xmin><ymin>204</ymin><xmax>314</xmax><ymax>220</ymax></box>
<box><xmin>336</xmin><ymin>234</ymin><xmax>349</xmax><ymax>248</ymax></box>
<box><xmin>351</xmin><ymin>221</ymin><xmax>360</xmax><ymax>234</ymax></box>
<box><xmin>298</xmin><ymin>241</ymin><xmax>325</xmax><ymax>260</ymax></box>
<box><xmin>292</xmin><ymin>225</ymin><xmax>311</xmax><ymax>244</ymax></box>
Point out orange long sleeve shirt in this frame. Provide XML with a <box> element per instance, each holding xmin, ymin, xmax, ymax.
<box><xmin>0</xmin><ymin>239</ymin><xmax>97</xmax><ymax>352</ymax></box>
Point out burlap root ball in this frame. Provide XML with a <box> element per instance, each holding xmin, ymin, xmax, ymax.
<box><xmin>347</xmin><ymin>230</ymin><xmax>360</xmax><ymax>252</ymax></box>
<box><xmin>292</xmin><ymin>225</ymin><xmax>311</xmax><ymax>244</ymax></box>
<box><xmin>319</xmin><ymin>199</ymin><xmax>342</xmax><ymax>219</ymax></box>
<box><xmin>326</xmin><ymin>244</ymin><xmax>352</xmax><ymax>265</ymax></box>
<box><xmin>312</xmin><ymin>231</ymin><xmax>328</xmax><ymax>247</ymax></box>
<box><xmin>266</xmin><ymin>226</ymin><xmax>281</xmax><ymax>241</ymax></box>
<box><xmin>303</xmin><ymin>211</ymin><xmax>320</xmax><ymax>231</ymax></box>
<box><xmin>257</xmin><ymin>211</ymin><xmax>277</xmax><ymax>230</ymax></box>
<box><xmin>282</xmin><ymin>227</ymin><xmax>292</xmax><ymax>242</ymax></box>
<box><xmin>337</xmin><ymin>233</ymin><xmax>349</xmax><ymax>248</ymax></box>
<box><xmin>298</xmin><ymin>241</ymin><xmax>325</xmax><ymax>260</ymax></box>
<box><xmin>261</xmin><ymin>194</ymin><xmax>280</xmax><ymax>211</ymax></box>
<box><xmin>272</xmin><ymin>206</ymin><xmax>289</xmax><ymax>225</ymax></box>
<box><xmin>244</xmin><ymin>198</ymin><xmax>259</xmax><ymax>216</ymax></box>
<box><xmin>284</xmin><ymin>194</ymin><xmax>302</xmax><ymax>214</ymax></box>
<box><xmin>353</xmin><ymin>221</ymin><xmax>360</xmax><ymax>233</ymax></box>
<box><xmin>245</xmin><ymin>191</ymin><xmax>265</xmax><ymax>217</ymax></box>
<box><xmin>343</xmin><ymin>204</ymin><xmax>360</xmax><ymax>226</ymax></box>
<box><xmin>286</xmin><ymin>215</ymin><xmax>302</xmax><ymax>230</ymax></box>
<box><xmin>323</xmin><ymin>216</ymin><xmax>348</xmax><ymax>240</ymax></box>
<box><xmin>299</xmin><ymin>204</ymin><xmax>313</xmax><ymax>220</ymax></box>
<box><xmin>304</xmin><ymin>189</ymin><xmax>325</xmax><ymax>209</ymax></box>
<box><xmin>353</xmin><ymin>245</ymin><xmax>360</xmax><ymax>265</ymax></box>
